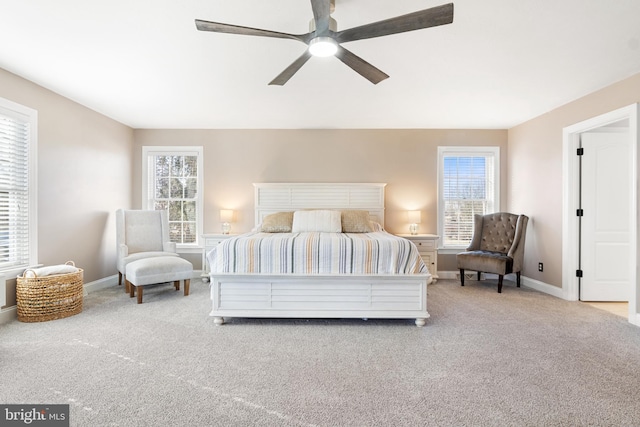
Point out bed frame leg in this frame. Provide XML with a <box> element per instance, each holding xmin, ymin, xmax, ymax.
<box><xmin>415</xmin><ymin>318</ymin><xmax>426</xmax><ymax>327</ymax></box>
<box><xmin>213</xmin><ymin>316</ymin><xmax>225</xmax><ymax>325</ymax></box>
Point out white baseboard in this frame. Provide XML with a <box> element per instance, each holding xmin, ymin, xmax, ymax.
<box><xmin>93</xmin><ymin>272</ymin><xmax>562</xmax><ymax>300</ymax></box>
<box><xmin>2</xmin><ymin>270</ymin><xmax>562</xmax><ymax>325</ymax></box>
<box><xmin>437</xmin><ymin>271</ymin><xmax>498</xmax><ymax>281</ymax></box>
<box><xmin>0</xmin><ymin>305</ymin><xmax>17</xmax><ymax>325</ymax></box>
<box><xmin>438</xmin><ymin>271</ymin><xmax>565</xmax><ymax>299</ymax></box>
<box><xmin>1</xmin><ymin>276</ymin><xmax>121</xmax><ymax>325</ymax></box>
<box><xmin>0</xmin><ymin>275</ymin><xmax>6</xmax><ymax>308</ymax></box>
<box><xmin>520</xmin><ymin>276</ymin><xmax>567</xmax><ymax>299</ymax></box>
<box><xmin>84</xmin><ymin>275</ymin><xmax>118</xmax><ymax>295</ymax></box>
<box><xmin>84</xmin><ymin>270</ymin><xmax>204</xmax><ymax>295</ymax></box>
<box><xmin>0</xmin><ymin>270</ymin><xmax>205</xmax><ymax>325</ymax></box>
<box><xmin>436</xmin><ymin>271</ymin><xmax>458</xmax><ymax>279</ymax></box>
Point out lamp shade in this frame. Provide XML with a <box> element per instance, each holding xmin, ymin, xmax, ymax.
<box><xmin>220</xmin><ymin>209</ymin><xmax>234</xmax><ymax>223</ymax></box>
<box><xmin>408</xmin><ymin>210</ymin><xmax>421</xmax><ymax>224</ymax></box>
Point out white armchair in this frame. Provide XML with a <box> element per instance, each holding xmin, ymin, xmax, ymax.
<box><xmin>116</xmin><ymin>209</ymin><xmax>179</xmax><ymax>291</ymax></box>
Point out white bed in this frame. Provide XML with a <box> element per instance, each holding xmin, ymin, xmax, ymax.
<box><xmin>208</xmin><ymin>183</ymin><xmax>431</xmax><ymax>326</ymax></box>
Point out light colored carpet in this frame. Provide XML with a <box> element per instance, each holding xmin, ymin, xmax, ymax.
<box><xmin>1</xmin><ymin>278</ymin><xmax>640</xmax><ymax>426</ymax></box>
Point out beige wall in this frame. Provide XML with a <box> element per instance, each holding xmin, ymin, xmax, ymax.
<box><xmin>0</xmin><ymin>64</ymin><xmax>507</xmax><ymax>309</ymax></box>
<box><xmin>508</xmin><ymin>72</ymin><xmax>640</xmax><ymax>288</ymax></box>
<box><xmin>9</xmin><ymin>62</ymin><xmax>636</xmax><ymax>307</ymax></box>
<box><xmin>134</xmin><ymin>129</ymin><xmax>508</xmax><ymax>270</ymax></box>
<box><xmin>0</xmin><ymin>68</ymin><xmax>134</xmax><ymax>307</ymax></box>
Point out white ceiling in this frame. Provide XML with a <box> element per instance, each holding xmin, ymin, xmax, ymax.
<box><xmin>2</xmin><ymin>0</ymin><xmax>640</xmax><ymax>129</ymax></box>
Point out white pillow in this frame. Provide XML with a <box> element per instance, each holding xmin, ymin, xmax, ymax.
<box><xmin>292</xmin><ymin>210</ymin><xmax>342</xmax><ymax>233</ymax></box>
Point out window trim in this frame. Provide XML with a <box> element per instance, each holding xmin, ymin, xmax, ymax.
<box><xmin>141</xmin><ymin>146</ymin><xmax>204</xmax><ymax>249</ymax></box>
<box><xmin>437</xmin><ymin>146</ymin><xmax>500</xmax><ymax>250</ymax></box>
<box><xmin>0</xmin><ymin>97</ymin><xmax>38</xmax><ymax>276</ymax></box>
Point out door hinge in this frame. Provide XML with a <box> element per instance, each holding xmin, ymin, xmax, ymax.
<box><xmin>577</xmin><ymin>147</ymin><xmax>584</xmax><ymax>156</ymax></box>
<box><xmin>576</xmin><ymin>209</ymin><xmax>584</xmax><ymax>217</ymax></box>
<box><xmin>576</xmin><ymin>269</ymin><xmax>583</xmax><ymax>278</ymax></box>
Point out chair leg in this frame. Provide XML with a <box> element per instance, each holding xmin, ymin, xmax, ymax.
<box><xmin>118</xmin><ymin>272</ymin><xmax>122</xmax><ymax>286</ymax></box>
<box><xmin>477</xmin><ymin>271</ymin><xmax>482</xmax><ymax>281</ymax></box>
<box><xmin>137</xmin><ymin>286</ymin><xmax>143</xmax><ymax>304</ymax></box>
<box><xmin>128</xmin><ymin>280</ymin><xmax>135</xmax><ymax>298</ymax></box>
<box><xmin>517</xmin><ymin>272</ymin><xmax>521</xmax><ymax>287</ymax></box>
<box><xmin>174</xmin><ymin>280</ymin><xmax>180</xmax><ymax>291</ymax></box>
<box><xmin>459</xmin><ymin>269</ymin><xmax>465</xmax><ymax>286</ymax></box>
<box><xmin>184</xmin><ymin>279</ymin><xmax>190</xmax><ymax>296</ymax></box>
<box><xmin>497</xmin><ymin>275</ymin><xmax>504</xmax><ymax>293</ymax></box>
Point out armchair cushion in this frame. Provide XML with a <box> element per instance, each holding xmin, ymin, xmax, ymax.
<box><xmin>456</xmin><ymin>250</ymin><xmax>513</xmax><ymax>276</ymax></box>
<box><xmin>117</xmin><ymin>251</ymin><xmax>179</xmax><ymax>273</ymax></box>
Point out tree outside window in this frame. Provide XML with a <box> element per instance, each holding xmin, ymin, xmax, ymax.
<box><xmin>143</xmin><ymin>147</ymin><xmax>203</xmax><ymax>247</ymax></box>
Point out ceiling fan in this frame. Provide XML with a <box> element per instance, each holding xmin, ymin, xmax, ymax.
<box><xmin>195</xmin><ymin>1</ymin><xmax>454</xmax><ymax>85</ymax></box>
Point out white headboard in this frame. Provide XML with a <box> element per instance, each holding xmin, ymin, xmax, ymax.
<box><xmin>253</xmin><ymin>183</ymin><xmax>386</xmax><ymax>226</ymax></box>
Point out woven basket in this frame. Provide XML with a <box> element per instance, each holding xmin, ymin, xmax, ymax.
<box><xmin>16</xmin><ymin>262</ymin><xmax>84</xmax><ymax>323</ymax></box>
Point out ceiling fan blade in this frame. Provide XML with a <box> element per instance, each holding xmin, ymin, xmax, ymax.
<box><xmin>310</xmin><ymin>0</ymin><xmax>331</xmax><ymax>35</ymax></box>
<box><xmin>268</xmin><ymin>50</ymin><xmax>313</xmax><ymax>86</ymax></box>
<box><xmin>334</xmin><ymin>45</ymin><xmax>389</xmax><ymax>85</ymax></box>
<box><xmin>195</xmin><ymin>19</ymin><xmax>308</xmax><ymax>43</ymax></box>
<box><xmin>336</xmin><ymin>3</ymin><xmax>454</xmax><ymax>44</ymax></box>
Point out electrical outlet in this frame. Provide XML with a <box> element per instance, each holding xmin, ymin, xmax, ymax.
<box><xmin>538</xmin><ymin>262</ymin><xmax>543</xmax><ymax>272</ymax></box>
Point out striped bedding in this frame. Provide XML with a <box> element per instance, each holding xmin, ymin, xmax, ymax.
<box><xmin>207</xmin><ymin>230</ymin><xmax>430</xmax><ymax>278</ymax></box>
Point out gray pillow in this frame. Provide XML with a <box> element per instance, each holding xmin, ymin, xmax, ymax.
<box><xmin>260</xmin><ymin>212</ymin><xmax>293</xmax><ymax>233</ymax></box>
<box><xmin>341</xmin><ymin>210</ymin><xmax>373</xmax><ymax>233</ymax></box>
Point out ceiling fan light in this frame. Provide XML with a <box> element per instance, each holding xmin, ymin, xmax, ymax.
<box><xmin>309</xmin><ymin>37</ymin><xmax>338</xmax><ymax>57</ymax></box>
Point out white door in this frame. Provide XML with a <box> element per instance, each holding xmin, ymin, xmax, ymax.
<box><xmin>580</xmin><ymin>131</ymin><xmax>631</xmax><ymax>301</ymax></box>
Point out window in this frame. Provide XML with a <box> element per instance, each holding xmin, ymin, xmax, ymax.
<box><xmin>0</xmin><ymin>97</ymin><xmax>37</xmax><ymax>272</ymax></box>
<box><xmin>142</xmin><ymin>146</ymin><xmax>203</xmax><ymax>248</ymax></box>
<box><xmin>437</xmin><ymin>146</ymin><xmax>500</xmax><ymax>249</ymax></box>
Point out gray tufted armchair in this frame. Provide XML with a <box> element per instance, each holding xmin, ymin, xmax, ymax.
<box><xmin>456</xmin><ymin>212</ymin><xmax>529</xmax><ymax>293</ymax></box>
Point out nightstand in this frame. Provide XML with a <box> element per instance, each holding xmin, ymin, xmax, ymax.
<box><xmin>396</xmin><ymin>234</ymin><xmax>439</xmax><ymax>282</ymax></box>
<box><xmin>201</xmin><ymin>233</ymin><xmax>237</xmax><ymax>282</ymax></box>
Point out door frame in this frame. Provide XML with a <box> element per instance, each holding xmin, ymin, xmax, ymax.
<box><xmin>562</xmin><ymin>103</ymin><xmax>639</xmax><ymax>324</ymax></box>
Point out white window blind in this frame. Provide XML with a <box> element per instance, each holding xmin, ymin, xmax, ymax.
<box><xmin>0</xmin><ymin>98</ymin><xmax>37</xmax><ymax>271</ymax></box>
<box><xmin>142</xmin><ymin>146</ymin><xmax>203</xmax><ymax>247</ymax></box>
<box><xmin>438</xmin><ymin>147</ymin><xmax>500</xmax><ymax>248</ymax></box>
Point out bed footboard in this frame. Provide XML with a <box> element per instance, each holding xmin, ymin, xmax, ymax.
<box><xmin>209</xmin><ymin>274</ymin><xmax>430</xmax><ymax>327</ymax></box>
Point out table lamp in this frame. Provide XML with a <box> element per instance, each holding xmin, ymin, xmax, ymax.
<box><xmin>408</xmin><ymin>210</ymin><xmax>421</xmax><ymax>235</ymax></box>
<box><xmin>220</xmin><ymin>209</ymin><xmax>234</xmax><ymax>234</ymax></box>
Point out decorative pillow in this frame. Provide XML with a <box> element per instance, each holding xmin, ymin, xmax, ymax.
<box><xmin>260</xmin><ymin>211</ymin><xmax>294</xmax><ymax>233</ymax></box>
<box><xmin>369</xmin><ymin>222</ymin><xmax>383</xmax><ymax>232</ymax></box>
<box><xmin>292</xmin><ymin>210</ymin><xmax>341</xmax><ymax>233</ymax></box>
<box><xmin>341</xmin><ymin>210</ymin><xmax>373</xmax><ymax>233</ymax></box>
